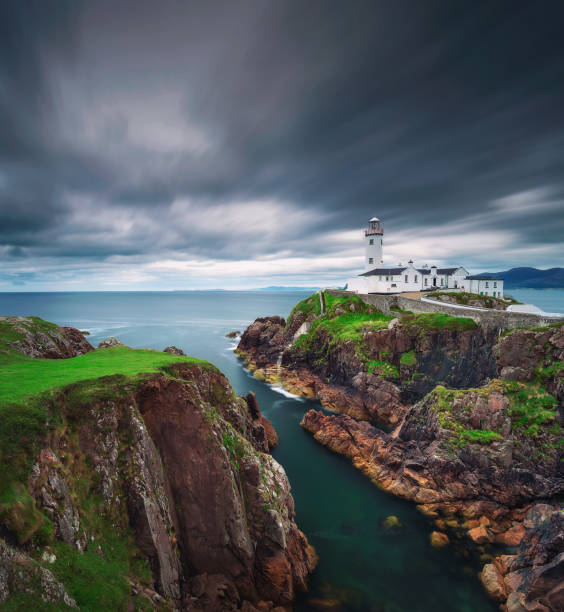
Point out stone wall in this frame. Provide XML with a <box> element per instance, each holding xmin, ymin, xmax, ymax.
<box><xmin>328</xmin><ymin>290</ymin><xmax>562</xmax><ymax>331</ymax></box>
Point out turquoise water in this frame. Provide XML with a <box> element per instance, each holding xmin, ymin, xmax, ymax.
<box><xmin>2</xmin><ymin>290</ymin><xmax>548</xmax><ymax>610</ymax></box>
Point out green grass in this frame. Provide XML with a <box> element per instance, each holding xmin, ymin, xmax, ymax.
<box><xmin>0</xmin><ymin>343</ymin><xmax>215</xmax><ymax>500</ymax></box>
<box><xmin>462</xmin><ymin>429</ymin><xmax>503</xmax><ymax>444</ymax></box>
<box><xmin>390</xmin><ymin>305</ymin><xmax>413</xmax><ymax>315</ymax></box>
<box><xmin>430</xmin><ymin>381</ymin><xmax>560</xmax><ymax>450</ymax></box>
<box><xmin>0</xmin><ymin>345</ymin><xmax>211</xmax><ymax>404</ymax></box>
<box><xmin>400</xmin><ymin>312</ymin><xmax>477</xmax><ymax>331</ymax></box>
<box><xmin>503</xmin><ymin>381</ymin><xmax>558</xmax><ymax>433</ymax></box>
<box><xmin>528</xmin><ymin>320</ymin><xmax>564</xmax><ymax>332</ymax></box>
<box><xmin>316</xmin><ymin>311</ymin><xmax>393</xmax><ymax>343</ymax></box>
<box><xmin>286</xmin><ymin>293</ymin><xmax>321</xmax><ymax>326</ymax></box>
<box><xmin>48</xmin><ymin>491</ymin><xmax>154</xmax><ymax>611</ymax></box>
<box><xmin>400</xmin><ymin>350</ymin><xmax>417</xmax><ymax>367</ymax></box>
<box><xmin>366</xmin><ymin>359</ymin><xmax>399</xmax><ymax>378</ymax></box>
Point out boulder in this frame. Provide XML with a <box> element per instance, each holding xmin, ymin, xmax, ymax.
<box><xmin>163</xmin><ymin>345</ymin><xmax>184</xmax><ymax>355</ymax></box>
<box><xmin>98</xmin><ymin>336</ymin><xmax>124</xmax><ymax>349</ymax></box>
<box><xmin>430</xmin><ymin>531</ymin><xmax>449</xmax><ymax>548</ymax></box>
<box><xmin>382</xmin><ymin>515</ymin><xmax>402</xmax><ymax>530</ymax></box>
<box><xmin>480</xmin><ymin>563</ymin><xmax>507</xmax><ymax>602</ymax></box>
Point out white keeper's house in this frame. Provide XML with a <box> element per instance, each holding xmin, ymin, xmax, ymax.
<box><xmin>346</xmin><ymin>217</ymin><xmax>504</xmax><ymax>297</ymax></box>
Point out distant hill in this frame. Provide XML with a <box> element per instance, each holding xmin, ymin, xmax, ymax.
<box><xmin>481</xmin><ymin>267</ymin><xmax>564</xmax><ymax>289</ymax></box>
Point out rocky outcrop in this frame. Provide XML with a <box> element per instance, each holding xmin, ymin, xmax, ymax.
<box><xmin>496</xmin><ymin>323</ymin><xmax>564</xmax><ymax>419</ymax></box>
<box><xmin>163</xmin><ymin>345</ymin><xmax>185</xmax><ymax>355</ymax></box>
<box><xmin>427</xmin><ymin>291</ymin><xmax>512</xmax><ymax>310</ymax></box>
<box><xmin>481</xmin><ymin>505</ymin><xmax>564</xmax><ymax>611</ymax></box>
<box><xmin>237</xmin><ymin>299</ymin><xmax>497</xmax><ymax>427</ymax></box>
<box><xmin>97</xmin><ymin>336</ymin><xmax>125</xmax><ymax>349</ymax></box>
<box><xmin>0</xmin><ymin>316</ymin><xmax>93</xmax><ymax>358</ymax></box>
<box><xmin>300</xmin><ymin>358</ymin><xmax>563</xmax><ymax>608</ymax></box>
<box><xmin>0</xmin><ymin>539</ymin><xmax>77</xmax><ymax>608</ymax></box>
<box><xmin>1</xmin><ymin>352</ymin><xmax>314</xmax><ymax>609</ymax></box>
<box><xmin>301</xmin><ymin>376</ymin><xmax>563</xmax><ymax>510</ymax></box>
<box><xmin>237</xmin><ymin>295</ymin><xmax>564</xmax><ymax>609</ymax></box>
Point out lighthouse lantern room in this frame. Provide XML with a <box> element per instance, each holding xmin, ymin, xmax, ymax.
<box><xmin>364</xmin><ymin>217</ymin><xmax>383</xmax><ymax>271</ymax></box>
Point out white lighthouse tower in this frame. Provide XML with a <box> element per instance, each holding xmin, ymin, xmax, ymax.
<box><xmin>364</xmin><ymin>217</ymin><xmax>384</xmax><ymax>271</ymax></box>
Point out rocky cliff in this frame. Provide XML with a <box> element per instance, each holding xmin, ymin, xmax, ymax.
<box><xmin>300</xmin><ymin>321</ymin><xmax>563</xmax><ymax>611</ymax></box>
<box><xmin>0</xmin><ymin>319</ymin><xmax>315</xmax><ymax>611</ymax></box>
<box><xmin>238</xmin><ymin>293</ymin><xmax>564</xmax><ymax>610</ymax></box>
<box><xmin>237</xmin><ymin>292</ymin><xmax>497</xmax><ymax>427</ymax></box>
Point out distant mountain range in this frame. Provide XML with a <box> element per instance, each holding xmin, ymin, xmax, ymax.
<box><xmin>482</xmin><ymin>267</ymin><xmax>564</xmax><ymax>289</ymax></box>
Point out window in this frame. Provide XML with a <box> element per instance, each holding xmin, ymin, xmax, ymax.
<box><xmin>368</xmin><ymin>257</ymin><xmax>373</xmax><ymax>264</ymax></box>
<box><xmin>386</xmin><ymin>276</ymin><xmax>389</xmax><ymax>281</ymax></box>
<box><xmin>391</xmin><ymin>283</ymin><xmax>397</xmax><ymax>287</ymax></box>
<box><xmin>369</xmin><ymin>239</ymin><xmax>374</xmax><ymax>245</ymax></box>
<box><xmin>440</xmin><ymin>278</ymin><xmax>444</xmax><ymax>285</ymax></box>
<box><xmin>494</xmin><ymin>282</ymin><xmax>497</xmax><ymax>288</ymax></box>
<box><xmin>424</xmin><ymin>278</ymin><xmax>428</xmax><ymax>286</ymax></box>
<box><xmin>414</xmin><ymin>275</ymin><xmax>418</xmax><ymax>282</ymax></box>
<box><xmin>485</xmin><ymin>282</ymin><xmax>489</xmax><ymax>288</ymax></box>
<box><xmin>379</xmin><ymin>276</ymin><xmax>382</xmax><ymax>281</ymax></box>
<box><xmin>405</xmin><ymin>275</ymin><xmax>408</xmax><ymax>282</ymax></box>
<box><xmin>493</xmin><ymin>292</ymin><xmax>496</xmax><ymax>297</ymax></box>
<box><xmin>381</xmin><ymin>239</ymin><xmax>383</xmax><ymax>245</ymax></box>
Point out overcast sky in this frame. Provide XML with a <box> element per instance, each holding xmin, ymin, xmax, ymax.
<box><xmin>1</xmin><ymin>0</ymin><xmax>563</xmax><ymax>290</ymax></box>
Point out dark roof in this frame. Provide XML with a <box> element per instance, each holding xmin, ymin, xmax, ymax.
<box><xmin>360</xmin><ymin>267</ymin><xmax>407</xmax><ymax>277</ymax></box>
<box><xmin>466</xmin><ymin>275</ymin><xmax>501</xmax><ymax>280</ymax></box>
<box><xmin>417</xmin><ymin>268</ymin><xmax>431</xmax><ymax>275</ymax></box>
<box><xmin>437</xmin><ymin>267</ymin><xmax>459</xmax><ymax>274</ymax></box>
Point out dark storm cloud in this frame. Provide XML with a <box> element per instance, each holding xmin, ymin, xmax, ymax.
<box><xmin>1</xmin><ymin>0</ymin><xmax>564</xmax><ymax>288</ymax></box>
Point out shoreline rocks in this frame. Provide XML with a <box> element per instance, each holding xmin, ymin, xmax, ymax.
<box><xmin>236</xmin><ymin>294</ymin><xmax>563</xmax><ymax>610</ymax></box>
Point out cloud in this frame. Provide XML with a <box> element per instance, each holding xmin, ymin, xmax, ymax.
<box><xmin>1</xmin><ymin>0</ymin><xmax>563</xmax><ymax>290</ymax></box>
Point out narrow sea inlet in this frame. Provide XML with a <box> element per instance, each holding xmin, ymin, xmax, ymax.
<box><xmin>6</xmin><ymin>290</ymin><xmax>562</xmax><ymax>610</ymax></box>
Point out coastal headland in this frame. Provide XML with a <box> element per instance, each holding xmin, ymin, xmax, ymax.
<box><xmin>236</xmin><ymin>291</ymin><xmax>564</xmax><ymax>611</ymax></box>
<box><xmin>0</xmin><ymin>316</ymin><xmax>316</xmax><ymax>610</ymax></box>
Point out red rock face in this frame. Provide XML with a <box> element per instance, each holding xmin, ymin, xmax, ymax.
<box><xmin>135</xmin><ymin>366</ymin><xmax>316</xmax><ymax>608</ymax></box>
<box><xmin>1</xmin><ymin>360</ymin><xmax>313</xmax><ymax>611</ymax></box>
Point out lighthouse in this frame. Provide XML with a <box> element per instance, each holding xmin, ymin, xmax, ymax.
<box><xmin>364</xmin><ymin>217</ymin><xmax>383</xmax><ymax>271</ymax></box>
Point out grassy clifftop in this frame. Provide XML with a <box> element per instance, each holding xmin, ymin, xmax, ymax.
<box><xmin>0</xmin><ymin>318</ymin><xmax>215</xmax><ymax>507</ymax></box>
<box><xmin>0</xmin><ymin>344</ymin><xmax>212</xmax><ymax>404</ymax></box>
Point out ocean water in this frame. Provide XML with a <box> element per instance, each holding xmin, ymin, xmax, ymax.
<box><xmin>6</xmin><ymin>289</ymin><xmax>562</xmax><ymax>610</ymax></box>
<box><xmin>505</xmin><ymin>288</ymin><xmax>564</xmax><ymax>314</ymax></box>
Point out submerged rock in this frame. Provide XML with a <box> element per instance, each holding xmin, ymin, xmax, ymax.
<box><xmin>382</xmin><ymin>515</ymin><xmax>402</xmax><ymax>530</ymax></box>
<box><xmin>430</xmin><ymin>531</ymin><xmax>449</xmax><ymax>548</ymax></box>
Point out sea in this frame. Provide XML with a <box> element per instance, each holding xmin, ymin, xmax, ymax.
<box><xmin>1</xmin><ymin>288</ymin><xmax>563</xmax><ymax>611</ymax></box>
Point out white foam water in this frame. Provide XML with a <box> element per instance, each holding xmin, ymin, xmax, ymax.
<box><xmin>269</xmin><ymin>383</ymin><xmax>305</xmax><ymax>401</ymax></box>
